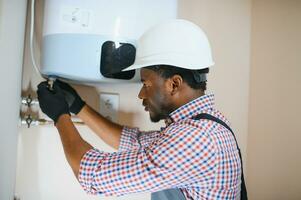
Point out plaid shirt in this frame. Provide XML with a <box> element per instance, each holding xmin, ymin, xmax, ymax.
<box><xmin>78</xmin><ymin>94</ymin><xmax>241</xmax><ymax>199</ymax></box>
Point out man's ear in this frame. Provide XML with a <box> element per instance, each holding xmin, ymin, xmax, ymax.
<box><xmin>168</xmin><ymin>75</ymin><xmax>183</xmax><ymax>95</ymax></box>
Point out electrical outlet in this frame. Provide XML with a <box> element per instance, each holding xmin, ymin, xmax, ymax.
<box><xmin>99</xmin><ymin>93</ymin><xmax>119</xmax><ymax>122</ymax></box>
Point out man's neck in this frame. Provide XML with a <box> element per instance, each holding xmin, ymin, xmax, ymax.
<box><xmin>172</xmin><ymin>89</ymin><xmax>205</xmax><ymax>112</ymax></box>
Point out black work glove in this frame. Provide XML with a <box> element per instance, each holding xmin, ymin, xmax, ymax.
<box><xmin>37</xmin><ymin>81</ymin><xmax>70</xmax><ymax>123</ymax></box>
<box><xmin>56</xmin><ymin>80</ymin><xmax>85</xmax><ymax>115</ymax></box>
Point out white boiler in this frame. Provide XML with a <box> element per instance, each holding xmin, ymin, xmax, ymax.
<box><xmin>41</xmin><ymin>0</ymin><xmax>178</xmax><ymax>83</ymax></box>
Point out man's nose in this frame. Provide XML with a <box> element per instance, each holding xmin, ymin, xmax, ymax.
<box><xmin>138</xmin><ymin>87</ymin><xmax>145</xmax><ymax>100</ymax></box>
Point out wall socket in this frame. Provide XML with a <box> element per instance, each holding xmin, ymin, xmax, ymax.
<box><xmin>99</xmin><ymin>93</ymin><xmax>119</xmax><ymax>123</ymax></box>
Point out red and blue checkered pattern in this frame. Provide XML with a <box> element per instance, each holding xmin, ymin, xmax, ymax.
<box><xmin>78</xmin><ymin>94</ymin><xmax>241</xmax><ymax>199</ymax></box>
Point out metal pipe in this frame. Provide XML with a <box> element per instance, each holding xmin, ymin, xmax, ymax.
<box><xmin>21</xmin><ymin>115</ymin><xmax>85</xmax><ymax>128</ymax></box>
<box><xmin>21</xmin><ymin>95</ymin><xmax>39</xmax><ymax>107</ymax></box>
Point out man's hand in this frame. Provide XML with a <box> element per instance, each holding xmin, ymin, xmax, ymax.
<box><xmin>56</xmin><ymin>80</ymin><xmax>85</xmax><ymax>115</ymax></box>
<box><xmin>37</xmin><ymin>81</ymin><xmax>70</xmax><ymax>123</ymax></box>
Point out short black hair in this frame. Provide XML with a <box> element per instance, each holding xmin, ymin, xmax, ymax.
<box><xmin>145</xmin><ymin>65</ymin><xmax>209</xmax><ymax>90</ymax></box>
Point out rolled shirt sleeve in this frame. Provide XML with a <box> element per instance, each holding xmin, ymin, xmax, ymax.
<box><xmin>77</xmin><ymin>123</ymin><xmax>217</xmax><ymax>196</ymax></box>
<box><xmin>78</xmin><ymin>148</ymin><xmax>107</xmax><ymax>195</ymax></box>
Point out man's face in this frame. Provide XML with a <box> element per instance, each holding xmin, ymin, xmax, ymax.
<box><xmin>138</xmin><ymin>68</ymin><xmax>173</xmax><ymax>122</ymax></box>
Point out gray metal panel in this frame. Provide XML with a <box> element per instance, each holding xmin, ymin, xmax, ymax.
<box><xmin>151</xmin><ymin>188</ymin><xmax>186</xmax><ymax>200</ymax></box>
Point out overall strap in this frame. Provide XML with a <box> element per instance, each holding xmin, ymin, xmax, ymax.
<box><xmin>193</xmin><ymin>113</ymin><xmax>248</xmax><ymax>200</ymax></box>
<box><xmin>193</xmin><ymin>113</ymin><xmax>239</xmax><ymax>145</ymax></box>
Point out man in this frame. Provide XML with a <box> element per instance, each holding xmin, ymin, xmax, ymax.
<box><xmin>37</xmin><ymin>20</ymin><xmax>246</xmax><ymax>199</ymax></box>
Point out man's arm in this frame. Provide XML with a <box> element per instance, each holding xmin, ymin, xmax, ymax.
<box><xmin>37</xmin><ymin>82</ymin><xmax>93</xmax><ymax>176</ymax></box>
<box><xmin>77</xmin><ymin>123</ymin><xmax>217</xmax><ymax>196</ymax></box>
<box><xmin>56</xmin><ymin>114</ymin><xmax>93</xmax><ymax>176</ymax></box>
<box><xmin>77</xmin><ymin>104</ymin><xmax>123</xmax><ymax>150</ymax></box>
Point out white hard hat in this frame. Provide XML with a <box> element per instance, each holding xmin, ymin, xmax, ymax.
<box><xmin>123</xmin><ymin>19</ymin><xmax>214</xmax><ymax>71</ymax></box>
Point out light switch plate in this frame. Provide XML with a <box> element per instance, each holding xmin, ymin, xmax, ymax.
<box><xmin>99</xmin><ymin>93</ymin><xmax>119</xmax><ymax>123</ymax></box>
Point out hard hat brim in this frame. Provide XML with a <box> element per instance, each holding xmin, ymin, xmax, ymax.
<box><xmin>122</xmin><ymin>61</ymin><xmax>214</xmax><ymax>72</ymax></box>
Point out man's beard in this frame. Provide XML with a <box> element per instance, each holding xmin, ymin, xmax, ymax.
<box><xmin>148</xmin><ymin>104</ymin><xmax>172</xmax><ymax>123</ymax></box>
<box><xmin>145</xmin><ymin>92</ymin><xmax>174</xmax><ymax>123</ymax></box>
<box><xmin>149</xmin><ymin>112</ymin><xmax>163</xmax><ymax>122</ymax></box>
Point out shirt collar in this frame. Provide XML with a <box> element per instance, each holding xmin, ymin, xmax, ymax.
<box><xmin>164</xmin><ymin>93</ymin><xmax>215</xmax><ymax>126</ymax></box>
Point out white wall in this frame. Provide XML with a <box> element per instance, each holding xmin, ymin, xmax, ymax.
<box><xmin>247</xmin><ymin>1</ymin><xmax>301</xmax><ymax>199</ymax></box>
<box><xmin>0</xmin><ymin>0</ymin><xmax>27</xmax><ymax>199</ymax></box>
<box><xmin>15</xmin><ymin>0</ymin><xmax>251</xmax><ymax>199</ymax></box>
